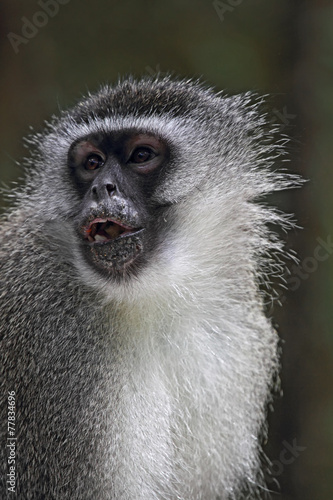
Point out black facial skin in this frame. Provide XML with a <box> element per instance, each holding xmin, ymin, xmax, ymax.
<box><xmin>68</xmin><ymin>129</ymin><xmax>170</xmax><ymax>279</ymax></box>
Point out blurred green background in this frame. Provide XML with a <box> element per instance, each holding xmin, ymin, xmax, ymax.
<box><xmin>0</xmin><ymin>0</ymin><xmax>332</xmax><ymax>498</ymax></box>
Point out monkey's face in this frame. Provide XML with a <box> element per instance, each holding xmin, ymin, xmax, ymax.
<box><xmin>68</xmin><ymin>130</ymin><xmax>170</xmax><ymax>278</ymax></box>
<box><xmin>41</xmin><ymin>78</ymin><xmax>254</xmax><ymax>284</ymax></box>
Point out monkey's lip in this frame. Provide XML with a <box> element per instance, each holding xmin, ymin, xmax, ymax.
<box><xmin>83</xmin><ymin>218</ymin><xmax>141</xmax><ymax>244</ymax></box>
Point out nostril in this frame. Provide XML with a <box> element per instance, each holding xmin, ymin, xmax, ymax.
<box><xmin>106</xmin><ymin>183</ymin><xmax>116</xmax><ymax>196</ymax></box>
<box><xmin>91</xmin><ymin>184</ymin><xmax>116</xmax><ymax>199</ymax></box>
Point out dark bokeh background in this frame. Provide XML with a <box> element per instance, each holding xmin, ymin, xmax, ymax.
<box><xmin>0</xmin><ymin>1</ymin><xmax>332</xmax><ymax>498</ymax></box>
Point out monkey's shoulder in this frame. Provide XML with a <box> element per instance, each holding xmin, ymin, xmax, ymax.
<box><xmin>0</xmin><ymin>215</ymin><xmax>72</xmax><ymax>314</ymax></box>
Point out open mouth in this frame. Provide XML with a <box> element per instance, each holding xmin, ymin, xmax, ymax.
<box><xmin>84</xmin><ymin>218</ymin><xmax>139</xmax><ymax>243</ymax></box>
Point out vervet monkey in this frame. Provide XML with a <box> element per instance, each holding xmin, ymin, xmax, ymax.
<box><xmin>0</xmin><ymin>77</ymin><xmax>298</xmax><ymax>499</ymax></box>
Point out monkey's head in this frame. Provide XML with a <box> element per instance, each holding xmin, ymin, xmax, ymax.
<box><xmin>23</xmin><ymin>77</ymin><xmax>291</xmax><ymax>284</ymax></box>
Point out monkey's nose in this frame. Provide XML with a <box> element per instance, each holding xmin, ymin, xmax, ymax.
<box><xmin>91</xmin><ymin>183</ymin><xmax>117</xmax><ymax>199</ymax></box>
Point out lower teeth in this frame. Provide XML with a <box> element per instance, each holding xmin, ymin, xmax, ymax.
<box><xmin>94</xmin><ymin>234</ymin><xmax>109</xmax><ymax>242</ymax></box>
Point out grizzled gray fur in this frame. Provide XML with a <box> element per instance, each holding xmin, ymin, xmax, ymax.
<box><xmin>0</xmin><ymin>77</ymin><xmax>299</xmax><ymax>499</ymax></box>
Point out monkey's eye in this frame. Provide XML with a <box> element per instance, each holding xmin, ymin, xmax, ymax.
<box><xmin>128</xmin><ymin>147</ymin><xmax>156</xmax><ymax>164</ymax></box>
<box><xmin>84</xmin><ymin>154</ymin><xmax>105</xmax><ymax>170</ymax></box>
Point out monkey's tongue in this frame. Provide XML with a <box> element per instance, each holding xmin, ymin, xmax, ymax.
<box><xmin>87</xmin><ymin>220</ymin><xmax>130</xmax><ymax>243</ymax></box>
